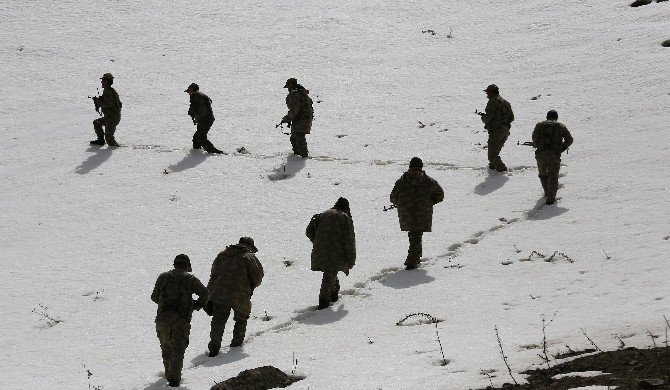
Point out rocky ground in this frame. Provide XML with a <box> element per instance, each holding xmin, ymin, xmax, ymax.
<box><xmin>480</xmin><ymin>347</ymin><xmax>670</xmax><ymax>389</ymax></box>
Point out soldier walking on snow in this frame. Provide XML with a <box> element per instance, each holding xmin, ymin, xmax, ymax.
<box><xmin>185</xmin><ymin>83</ymin><xmax>224</xmax><ymax>154</ymax></box>
<box><xmin>90</xmin><ymin>73</ymin><xmax>122</xmax><ymax>147</ymax></box>
<box><xmin>280</xmin><ymin>78</ymin><xmax>313</xmax><ymax>158</ymax></box>
<box><xmin>151</xmin><ymin>254</ymin><xmax>209</xmax><ymax>387</ymax></box>
<box><xmin>206</xmin><ymin>237</ymin><xmax>264</xmax><ymax>356</ymax></box>
<box><xmin>390</xmin><ymin>157</ymin><xmax>444</xmax><ymax>270</ymax></box>
<box><xmin>306</xmin><ymin>198</ymin><xmax>356</xmax><ymax>310</ymax></box>
<box><xmin>532</xmin><ymin>110</ymin><xmax>573</xmax><ymax>205</ymax></box>
<box><xmin>480</xmin><ymin>84</ymin><xmax>514</xmax><ymax>172</ymax></box>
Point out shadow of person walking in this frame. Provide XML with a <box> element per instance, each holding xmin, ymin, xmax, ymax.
<box><xmin>474</xmin><ymin>171</ymin><xmax>509</xmax><ymax>195</ymax></box>
<box><xmin>167</xmin><ymin>150</ymin><xmax>211</xmax><ymax>173</ymax></box>
<box><xmin>74</xmin><ymin>147</ymin><xmax>113</xmax><ymax>174</ymax></box>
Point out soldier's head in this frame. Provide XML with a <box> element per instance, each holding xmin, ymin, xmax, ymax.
<box><xmin>283</xmin><ymin>78</ymin><xmax>298</xmax><ymax>90</ymax></box>
<box><xmin>185</xmin><ymin>83</ymin><xmax>199</xmax><ymax>95</ymax></box>
<box><xmin>239</xmin><ymin>237</ymin><xmax>258</xmax><ymax>253</ymax></box>
<box><xmin>409</xmin><ymin>157</ymin><xmax>423</xmax><ymax>170</ymax></box>
<box><xmin>174</xmin><ymin>254</ymin><xmax>192</xmax><ymax>272</ymax></box>
<box><xmin>546</xmin><ymin>110</ymin><xmax>558</xmax><ymax>120</ymax></box>
<box><xmin>484</xmin><ymin>84</ymin><xmax>499</xmax><ymax>98</ymax></box>
<box><xmin>100</xmin><ymin>73</ymin><xmax>114</xmax><ymax>87</ymax></box>
<box><xmin>333</xmin><ymin>197</ymin><xmax>350</xmax><ymax>214</ymax></box>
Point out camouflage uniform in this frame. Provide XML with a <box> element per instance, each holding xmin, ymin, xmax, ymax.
<box><xmin>481</xmin><ymin>94</ymin><xmax>514</xmax><ymax>171</ymax></box>
<box><xmin>283</xmin><ymin>85</ymin><xmax>313</xmax><ymax>158</ymax></box>
<box><xmin>92</xmin><ymin>84</ymin><xmax>122</xmax><ymax>146</ymax></box>
<box><xmin>306</xmin><ymin>207</ymin><xmax>356</xmax><ymax>307</ymax></box>
<box><xmin>207</xmin><ymin>241</ymin><xmax>264</xmax><ymax>353</ymax></box>
<box><xmin>151</xmin><ymin>267</ymin><xmax>208</xmax><ymax>386</ymax></box>
<box><xmin>390</xmin><ymin>166</ymin><xmax>444</xmax><ymax>268</ymax></box>
<box><xmin>188</xmin><ymin>90</ymin><xmax>223</xmax><ymax>153</ymax></box>
<box><xmin>532</xmin><ymin>119</ymin><xmax>573</xmax><ymax>204</ymax></box>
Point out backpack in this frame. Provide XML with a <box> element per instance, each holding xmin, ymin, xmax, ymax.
<box><xmin>306</xmin><ymin>213</ymin><xmax>321</xmax><ymax>242</ymax></box>
<box><xmin>160</xmin><ymin>272</ymin><xmax>192</xmax><ymax>318</ymax></box>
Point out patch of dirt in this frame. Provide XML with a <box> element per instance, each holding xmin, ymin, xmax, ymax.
<box><xmin>480</xmin><ymin>347</ymin><xmax>670</xmax><ymax>389</ymax></box>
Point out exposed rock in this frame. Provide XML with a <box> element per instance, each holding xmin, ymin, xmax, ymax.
<box><xmin>662</xmin><ymin>39</ymin><xmax>670</xmax><ymax>47</ymax></box>
<box><xmin>630</xmin><ymin>0</ymin><xmax>653</xmax><ymax>6</ymax></box>
<box><xmin>211</xmin><ymin>366</ymin><xmax>303</xmax><ymax>390</ymax></box>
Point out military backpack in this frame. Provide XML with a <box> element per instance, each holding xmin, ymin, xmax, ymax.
<box><xmin>159</xmin><ymin>272</ymin><xmax>192</xmax><ymax>318</ymax></box>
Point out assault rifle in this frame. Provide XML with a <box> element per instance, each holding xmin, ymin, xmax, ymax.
<box><xmin>475</xmin><ymin>109</ymin><xmax>484</xmax><ymax>117</ymax></box>
<box><xmin>88</xmin><ymin>88</ymin><xmax>102</xmax><ymax>116</ymax></box>
<box><xmin>383</xmin><ymin>204</ymin><xmax>397</xmax><ymax>212</ymax></box>
<box><xmin>517</xmin><ymin>141</ymin><xmax>534</xmax><ymax>147</ymax></box>
<box><xmin>275</xmin><ymin>122</ymin><xmax>290</xmax><ymax>135</ymax></box>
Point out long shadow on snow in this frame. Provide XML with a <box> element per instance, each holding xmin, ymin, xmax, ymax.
<box><xmin>297</xmin><ymin>304</ymin><xmax>348</xmax><ymax>325</ymax></box>
<box><xmin>268</xmin><ymin>154</ymin><xmax>306</xmax><ymax>180</ymax></box>
<box><xmin>473</xmin><ymin>171</ymin><xmax>509</xmax><ymax>195</ymax></box>
<box><xmin>167</xmin><ymin>150</ymin><xmax>210</xmax><ymax>173</ymax></box>
<box><xmin>380</xmin><ymin>269</ymin><xmax>435</xmax><ymax>289</ymax></box>
<box><xmin>74</xmin><ymin>146</ymin><xmax>113</xmax><ymax>174</ymax></box>
<box><xmin>142</xmin><ymin>378</ymin><xmax>171</xmax><ymax>390</ymax></box>
<box><xmin>189</xmin><ymin>348</ymin><xmax>250</xmax><ymax>369</ymax></box>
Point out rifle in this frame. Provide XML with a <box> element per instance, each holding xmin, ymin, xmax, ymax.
<box><xmin>383</xmin><ymin>204</ymin><xmax>397</xmax><ymax>212</ymax></box>
<box><xmin>88</xmin><ymin>88</ymin><xmax>102</xmax><ymax>116</ymax></box>
<box><xmin>517</xmin><ymin>141</ymin><xmax>534</xmax><ymax>147</ymax></box>
<box><xmin>475</xmin><ymin>109</ymin><xmax>484</xmax><ymax>117</ymax></box>
<box><xmin>275</xmin><ymin>123</ymin><xmax>290</xmax><ymax>135</ymax></box>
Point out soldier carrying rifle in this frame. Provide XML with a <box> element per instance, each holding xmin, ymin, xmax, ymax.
<box><xmin>89</xmin><ymin>73</ymin><xmax>122</xmax><ymax>147</ymax></box>
<box><xmin>532</xmin><ymin>110</ymin><xmax>574</xmax><ymax>205</ymax></box>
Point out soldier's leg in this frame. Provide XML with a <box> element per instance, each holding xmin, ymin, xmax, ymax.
<box><xmin>92</xmin><ymin>117</ymin><xmax>106</xmax><ymax>143</ymax></box>
<box><xmin>155</xmin><ymin>322</ymin><xmax>172</xmax><ymax>379</ymax></box>
<box><xmin>208</xmin><ymin>303</ymin><xmax>231</xmax><ymax>356</ymax></box>
<box><xmin>230</xmin><ymin>310</ymin><xmax>250</xmax><ymax>347</ymax></box>
<box><xmin>536</xmin><ymin>155</ymin><xmax>549</xmax><ymax>197</ymax></box>
<box><xmin>168</xmin><ymin>320</ymin><xmax>191</xmax><ymax>386</ymax></box>
<box><xmin>330</xmin><ymin>276</ymin><xmax>340</xmax><ymax>302</ymax></box>
<box><xmin>487</xmin><ymin>130</ymin><xmax>509</xmax><ymax>172</ymax></box>
<box><xmin>318</xmin><ymin>270</ymin><xmax>337</xmax><ymax>309</ymax></box>
<box><xmin>546</xmin><ymin>157</ymin><xmax>561</xmax><ymax>204</ymax></box>
<box><xmin>295</xmin><ymin>133</ymin><xmax>308</xmax><ymax>157</ymax></box>
<box><xmin>104</xmin><ymin>116</ymin><xmax>120</xmax><ymax>147</ymax></box>
<box><xmin>406</xmin><ymin>231</ymin><xmax>423</xmax><ymax>269</ymax></box>
<box><xmin>289</xmin><ymin>133</ymin><xmax>299</xmax><ymax>155</ymax></box>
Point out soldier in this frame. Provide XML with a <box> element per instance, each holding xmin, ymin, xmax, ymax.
<box><xmin>206</xmin><ymin>237</ymin><xmax>264</xmax><ymax>356</ymax></box>
<box><xmin>306</xmin><ymin>198</ymin><xmax>356</xmax><ymax>310</ymax></box>
<box><xmin>532</xmin><ymin>110</ymin><xmax>574</xmax><ymax>205</ymax></box>
<box><xmin>185</xmin><ymin>83</ymin><xmax>224</xmax><ymax>154</ymax></box>
<box><xmin>390</xmin><ymin>157</ymin><xmax>445</xmax><ymax>270</ymax></box>
<box><xmin>480</xmin><ymin>84</ymin><xmax>514</xmax><ymax>172</ymax></box>
<box><xmin>151</xmin><ymin>254</ymin><xmax>209</xmax><ymax>387</ymax></box>
<box><xmin>280</xmin><ymin>78</ymin><xmax>313</xmax><ymax>158</ymax></box>
<box><xmin>90</xmin><ymin>73</ymin><xmax>122</xmax><ymax>147</ymax></box>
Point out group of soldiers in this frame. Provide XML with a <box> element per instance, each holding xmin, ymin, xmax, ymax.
<box><xmin>89</xmin><ymin>73</ymin><xmax>574</xmax><ymax>386</ymax></box>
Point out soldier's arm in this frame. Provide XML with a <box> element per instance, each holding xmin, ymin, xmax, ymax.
<box><xmin>151</xmin><ymin>274</ymin><xmax>164</xmax><ymax>304</ymax></box>
<box><xmin>284</xmin><ymin>93</ymin><xmax>300</xmax><ymax>122</ymax></box>
<box><xmin>190</xmin><ymin>276</ymin><xmax>210</xmax><ymax>308</ymax></box>
<box><xmin>390</xmin><ymin>181</ymin><xmax>400</xmax><ymax>205</ymax></box>
<box><xmin>431</xmin><ymin>179</ymin><xmax>445</xmax><ymax>204</ymax></box>
<box><xmin>481</xmin><ymin>100</ymin><xmax>494</xmax><ymax>124</ymax></box>
<box><xmin>95</xmin><ymin>89</ymin><xmax>115</xmax><ymax>108</ymax></box>
<box><xmin>247</xmin><ymin>254</ymin><xmax>264</xmax><ymax>290</ymax></box>
<box><xmin>207</xmin><ymin>255</ymin><xmax>222</xmax><ymax>291</ymax></box>
<box><xmin>343</xmin><ymin>216</ymin><xmax>356</xmax><ymax>269</ymax></box>
<box><xmin>306</xmin><ymin>215</ymin><xmax>318</xmax><ymax>242</ymax></box>
<box><xmin>188</xmin><ymin>94</ymin><xmax>201</xmax><ymax>121</ymax></box>
<box><xmin>532</xmin><ymin>124</ymin><xmax>541</xmax><ymax>148</ymax></box>
<box><xmin>561</xmin><ymin>125</ymin><xmax>574</xmax><ymax>152</ymax></box>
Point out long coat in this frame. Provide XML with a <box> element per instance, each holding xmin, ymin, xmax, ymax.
<box><xmin>207</xmin><ymin>244</ymin><xmax>264</xmax><ymax>316</ymax></box>
<box><xmin>390</xmin><ymin>168</ymin><xmax>444</xmax><ymax>232</ymax></box>
<box><xmin>306</xmin><ymin>208</ymin><xmax>356</xmax><ymax>274</ymax></box>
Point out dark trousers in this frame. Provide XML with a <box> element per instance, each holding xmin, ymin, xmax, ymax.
<box><xmin>406</xmin><ymin>231</ymin><xmax>424</xmax><ymax>267</ymax></box>
<box><xmin>487</xmin><ymin>128</ymin><xmax>510</xmax><ymax>171</ymax></box>
<box><xmin>319</xmin><ymin>270</ymin><xmax>340</xmax><ymax>302</ymax></box>
<box><xmin>193</xmin><ymin>117</ymin><xmax>220</xmax><ymax>153</ymax></box>
<box><xmin>208</xmin><ymin>302</ymin><xmax>249</xmax><ymax>352</ymax></box>
<box><xmin>93</xmin><ymin>115</ymin><xmax>120</xmax><ymax>145</ymax></box>
<box><xmin>156</xmin><ymin>318</ymin><xmax>191</xmax><ymax>385</ymax></box>
<box><xmin>536</xmin><ymin>151</ymin><xmax>561</xmax><ymax>202</ymax></box>
<box><xmin>290</xmin><ymin>132</ymin><xmax>308</xmax><ymax>157</ymax></box>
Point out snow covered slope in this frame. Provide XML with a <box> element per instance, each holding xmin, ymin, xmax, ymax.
<box><xmin>0</xmin><ymin>0</ymin><xmax>668</xmax><ymax>388</ymax></box>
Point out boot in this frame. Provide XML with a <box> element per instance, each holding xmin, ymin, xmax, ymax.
<box><xmin>330</xmin><ymin>283</ymin><xmax>340</xmax><ymax>303</ymax></box>
<box><xmin>318</xmin><ymin>298</ymin><xmax>330</xmax><ymax>310</ymax></box>
<box><xmin>230</xmin><ymin>320</ymin><xmax>247</xmax><ymax>347</ymax></box>
<box><xmin>90</xmin><ymin>139</ymin><xmax>105</xmax><ymax>146</ymax></box>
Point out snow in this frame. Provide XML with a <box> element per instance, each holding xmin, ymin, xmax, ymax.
<box><xmin>1</xmin><ymin>0</ymin><xmax>668</xmax><ymax>389</ymax></box>
<box><xmin>553</xmin><ymin>371</ymin><xmax>609</xmax><ymax>380</ymax></box>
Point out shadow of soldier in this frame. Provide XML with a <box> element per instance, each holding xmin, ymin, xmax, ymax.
<box><xmin>473</xmin><ymin>171</ymin><xmax>509</xmax><ymax>195</ymax></box>
<box><xmin>74</xmin><ymin>147</ymin><xmax>113</xmax><ymax>174</ymax></box>
<box><xmin>268</xmin><ymin>154</ymin><xmax>307</xmax><ymax>180</ymax></box>
<box><xmin>298</xmin><ymin>304</ymin><xmax>349</xmax><ymax>325</ymax></box>
<box><xmin>167</xmin><ymin>150</ymin><xmax>210</xmax><ymax>173</ymax></box>
<box><xmin>380</xmin><ymin>269</ymin><xmax>435</xmax><ymax>289</ymax></box>
<box><xmin>532</xmin><ymin>201</ymin><xmax>569</xmax><ymax>220</ymax></box>
<box><xmin>190</xmin><ymin>348</ymin><xmax>250</xmax><ymax>369</ymax></box>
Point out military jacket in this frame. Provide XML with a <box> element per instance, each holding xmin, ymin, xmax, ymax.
<box><xmin>283</xmin><ymin>88</ymin><xmax>313</xmax><ymax>133</ymax></box>
<box><xmin>481</xmin><ymin>95</ymin><xmax>514</xmax><ymax>132</ymax></box>
<box><xmin>307</xmin><ymin>208</ymin><xmax>356</xmax><ymax>273</ymax></box>
<box><xmin>207</xmin><ymin>244</ymin><xmax>264</xmax><ymax>316</ymax></box>
<box><xmin>151</xmin><ymin>269</ymin><xmax>208</xmax><ymax>323</ymax></box>
<box><xmin>188</xmin><ymin>91</ymin><xmax>214</xmax><ymax>123</ymax></box>
<box><xmin>532</xmin><ymin>120</ymin><xmax>573</xmax><ymax>155</ymax></box>
<box><xmin>97</xmin><ymin>87</ymin><xmax>122</xmax><ymax>117</ymax></box>
<box><xmin>390</xmin><ymin>168</ymin><xmax>444</xmax><ymax>232</ymax></box>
